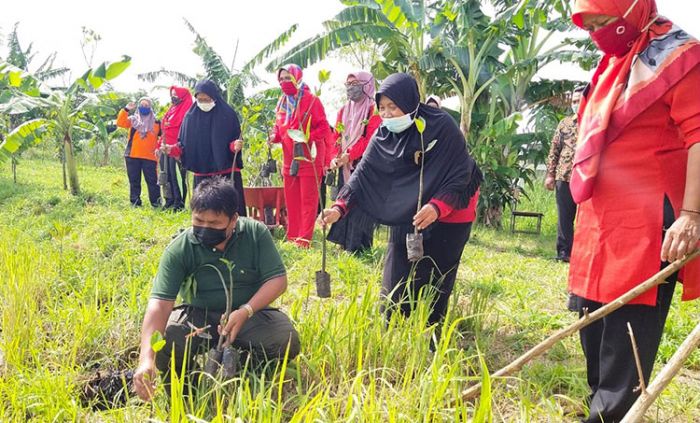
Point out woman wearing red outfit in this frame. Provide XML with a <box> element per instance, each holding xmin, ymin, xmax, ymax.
<box><xmin>569</xmin><ymin>0</ymin><xmax>700</xmax><ymax>420</ymax></box>
<box><xmin>158</xmin><ymin>86</ymin><xmax>193</xmax><ymax>211</ymax></box>
<box><xmin>318</xmin><ymin>73</ymin><xmax>482</xmax><ymax>339</ymax></box>
<box><xmin>269</xmin><ymin>64</ymin><xmax>330</xmax><ymax>248</ymax></box>
<box><xmin>326</xmin><ymin>71</ymin><xmax>382</xmax><ymax>253</ymax></box>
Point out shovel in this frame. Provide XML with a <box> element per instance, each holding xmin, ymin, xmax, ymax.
<box><xmin>315</xmin><ymin>212</ymin><xmax>332</xmax><ymax>298</ymax></box>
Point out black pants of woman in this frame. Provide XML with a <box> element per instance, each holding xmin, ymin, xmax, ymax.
<box><xmin>161</xmin><ymin>155</ymin><xmax>188</xmax><ymax>211</ymax></box>
<box><xmin>125</xmin><ymin>157</ymin><xmax>160</xmax><ymax>207</ymax></box>
<box><xmin>382</xmin><ymin>222</ymin><xmax>472</xmax><ymax>327</ymax></box>
<box><xmin>193</xmin><ymin>171</ymin><xmax>247</xmax><ymax>217</ymax></box>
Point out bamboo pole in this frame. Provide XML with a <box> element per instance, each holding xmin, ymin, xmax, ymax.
<box><xmin>460</xmin><ymin>249</ymin><xmax>700</xmax><ymax>401</ymax></box>
<box><xmin>621</xmin><ymin>322</ymin><xmax>700</xmax><ymax>423</ymax></box>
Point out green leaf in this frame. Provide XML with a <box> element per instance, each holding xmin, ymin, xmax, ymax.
<box><xmin>105</xmin><ymin>55</ymin><xmax>131</xmax><ymax>80</ymax></box>
<box><xmin>414</xmin><ymin>116</ymin><xmax>426</xmax><ymax>134</ymax></box>
<box><xmin>243</xmin><ymin>24</ymin><xmax>298</xmax><ymax>72</ymax></box>
<box><xmin>473</xmin><ymin>349</ymin><xmax>493</xmax><ymax>422</ymax></box>
<box><xmin>287</xmin><ymin>129</ymin><xmax>308</xmax><ymax>143</ymax></box>
<box><xmin>318</xmin><ymin>69</ymin><xmax>332</xmax><ymax>84</ymax></box>
<box><xmin>266</xmin><ymin>24</ymin><xmax>398</xmax><ymax>72</ymax></box>
<box><xmin>150</xmin><ymin>331</ymin><xmax>166</xmax><ymax>353</ymax></box>
<box><xmin>0</xmin><ymin>119</ymin><xmax>49</xmax><ymax>161</ymax></box>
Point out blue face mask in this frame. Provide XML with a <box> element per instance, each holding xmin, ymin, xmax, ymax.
<box><xmin>138</xmin><ymin>106</ymin><xmax>151</xmax><ymax>116</ymax></box>
<box><xmin>382</xmin><ymin>113</ymin><xmax>414</xmax><ymax>133</ymax></box>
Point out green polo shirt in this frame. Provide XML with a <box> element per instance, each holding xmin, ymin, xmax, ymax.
<box><xmin>151</xmin><ymin>217</ymin><xmax>286</xmax><ymax>311</ymax></box>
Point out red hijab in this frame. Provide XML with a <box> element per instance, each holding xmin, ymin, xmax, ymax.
<box><xmin>570</xmin><ymin>0</ymin><xmax>700</xmax><ymax>203</ymax></box>
<box><xmin>162</xmin><ymin>86</ymin><xmax>193</xmax><ymax>143</ymax></box>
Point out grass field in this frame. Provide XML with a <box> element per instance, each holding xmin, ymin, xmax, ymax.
<box><xmin>1</xmin><ymin>156</ymin><xmax>699</xmax><ymax>422</ymax></box>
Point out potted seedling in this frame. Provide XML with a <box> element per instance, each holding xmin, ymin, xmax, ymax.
<box><xmin>202</xmin><ymin>259</ymin><xmax>240</xmax><ymax>378</ymax></box>
<box><xmin>407</xmin><ymin>116</ymin><xmax>428</xmax><ymax>262</ymax></box>
<box><xmin>288</xmin><ymin>125</ymin><xmax>331</xmax><ymax>299</ymax></box>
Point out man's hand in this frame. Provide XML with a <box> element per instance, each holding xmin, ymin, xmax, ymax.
<box><xmin>133</xmin><ymin>359</ymin><xmax>157</xmax><ymax>401</ymax></box>
<box><xmin>413</xmin><ymin>204</ymin><xmax>439</xmax><ymax>231</ymax></box>
<box><xmin>219</xmin><ymin>309</ymin><xmax>249</xmax><ymax>348</ymax></box>
<box><xmin>544</xmin><ymin>175</ymin><xmax>556</xmax><ymax>191</ymax></box>
<box><xmin>317</xmin><ymin>208</ymin><xmax>341</xmax><ymax>228</ymax></box>
<box><xmin>661</xmin><ymin>213</ymin><xmax>700</xmax><ymax>263</ymax></box>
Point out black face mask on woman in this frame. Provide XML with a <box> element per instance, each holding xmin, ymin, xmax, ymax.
<box><xmin>193</xmin><ymin>222</ymin><xmax>231</xmax><ymax>248</ymax></box>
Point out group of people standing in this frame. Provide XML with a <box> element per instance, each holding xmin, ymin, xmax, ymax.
<box><xmin>130</xmin><ymin>0</ymin><xmax>700</xmax><ymax>421</ymax></box>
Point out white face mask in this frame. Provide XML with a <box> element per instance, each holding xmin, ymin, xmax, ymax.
<box><xmin>382</xmin><ymin>114</ymin><xmax>414</xmax><ymax>133</ymax></box>
<box><xmin>197</xmin><ymin>101</ymin><xmax>216</xmax><ymax>112</ymax></box>
<box><xmin>382</xmin><ymin>103</ymin><xmax>420</xmax><ymax>134</ymax></box>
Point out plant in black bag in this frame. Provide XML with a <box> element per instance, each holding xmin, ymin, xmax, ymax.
<box><xmin>407</xmin><ymin>116</ymin><xmax>428</xmax><ymax>262</ymax></box>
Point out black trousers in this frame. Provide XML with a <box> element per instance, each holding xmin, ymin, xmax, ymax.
<box><xmin>577</xmin><ymin>197</ymin><xmax>677</xmax><ymax>423</ymax></box>
<box><xmin>555</xmin><ymin>180</ymin><xmax>577</xmax><ymax>258</ymax></box>
<box><xmin>161</xmin><ymin>155</ymin><xmax>188</xmax><ymax>210</ymax></box>
<box><xmin>382</xmin><ymin>222</ymin><xmax>472</xmax><ymax>326</ymax></box>
<box><xmin>125</xmin><ymin>157</ymin><xmax>160</xmax><ymax>207</ymax></box>
<box><xmin>193</xmin><ymin>172</ymin><xmax>247</xmax><ymax>217</ymax></box>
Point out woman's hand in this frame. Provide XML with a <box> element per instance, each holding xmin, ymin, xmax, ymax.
<box><xmin>317</xmin><ymin>208</ymin><xmax>341</xmax><ymax>228</ymax></box>
<box><xmin>230</xmin><ymin>139</ymin><xmax>243</xmax><ymax>153</ymax></box>
<box><xmin>331</xmin><ymin>153</ymin><xmax>350</xmax><ymax>170</ymax></box>
<box><xmin>661</xmin><ymin>212</ymin><xmax>700</xmax><ymax>263</ymax></box>
<box><xmin>126</xmin><ymin>102</ymin><xmax>136</xmax><ymax>112</ymax></box>
<box><xmin>413</xmin><ymin>204</ymin><xmax>439</xmax><ymax>231</ymax></box>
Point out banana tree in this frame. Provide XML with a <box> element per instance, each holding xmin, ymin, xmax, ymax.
<box><xmin>267</xmin><ymin>0</ymin><xmax>434</xmax><ymax>96</ymax></box>
<box><xmin>0</xmin><ymin>56</ymin><xmax>131</xmax><ymax>195</ymax></box>
<box><xmin>138</xmin><ymin>19</ymin><xmax>298</xmax><ymax>107</ymax></box>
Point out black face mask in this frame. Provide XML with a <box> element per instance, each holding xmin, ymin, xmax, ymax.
<box><xmin>193</xmin><ymin>225</ymin><xmax>230</xmax><ymax>248</ymax></box>
<box><xmin>171</xmin><ymin>96</ymin><xmax>181</xmax><ymax>105</ymax></box>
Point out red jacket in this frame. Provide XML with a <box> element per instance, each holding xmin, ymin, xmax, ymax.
<box><xmin>272</xmin><ymin>88</ymin><xmax>329</xmax><ymax>177</ymax></box>
<box><xmin>328</xmin><ymin>106</ymin><xmax>382</xmax><ymax>163</ymax></box>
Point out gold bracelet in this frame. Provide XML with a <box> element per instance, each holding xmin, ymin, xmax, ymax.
<box><xmin>240</xmin><ymin>303</ymin><xmax>254</xmax><ymax>318</ymax></box>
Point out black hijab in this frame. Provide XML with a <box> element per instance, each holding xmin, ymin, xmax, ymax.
<box><xmin>180</xmin><ymin>80</ymin><xmax>243</xmax><ymax>174</ymax></box>
<box><xmin>338</xmin><ymin>73</ymin><xmax>482</xmax><ymax>229</ymax></box>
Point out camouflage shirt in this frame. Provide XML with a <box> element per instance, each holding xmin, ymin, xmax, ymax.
<box><xmin>546</xmin><ymin>115</ymin><xmax>578</xmax><ymax>182</ymax></box>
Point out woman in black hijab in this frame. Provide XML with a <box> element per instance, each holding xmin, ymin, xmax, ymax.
<box><xmin>319</xmin><ymin>73</ymin><xmax>482</xmax><ymax>331</ymax></box>
<box><xmin>179</xmin><ymin>80</ymin><xmax>246</xmax><ymax>216</ymax></box>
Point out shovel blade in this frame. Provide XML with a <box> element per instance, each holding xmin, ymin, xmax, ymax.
<box><xmin>315</xmin><ymin>271</ymin><xmax>331</xmax><ymax>298</ymax></box>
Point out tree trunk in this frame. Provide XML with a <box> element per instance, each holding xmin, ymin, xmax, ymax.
<box><xmin>12</xmin><ymin>156</ymin><xmax>17</xmax><ymax>184</ymax></box>
<box><xmin>63</xmin><ymin>134</ymin><xmax>80</xmax><ymax>195</ymax></box>
<box><xmin>61</xmin><ymin>143</ymin><xmax>68</xmax><ymax>191</ymax></box>
<box><xmin>102</xmin><ymin>142</ymin><xmax>110</xmax><ymax>167</ymax></box>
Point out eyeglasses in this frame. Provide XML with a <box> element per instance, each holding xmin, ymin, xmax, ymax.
<box><xmin>345</xmin><ymin>81</ymin><xmax>365</xmax><ymax>88</ymax></box>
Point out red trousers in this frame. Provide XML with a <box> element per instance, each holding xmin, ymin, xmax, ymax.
<box><xmin>283</xmin><ymin>174</ymin><xmax>320</xmax><ymax>248</ymax></box>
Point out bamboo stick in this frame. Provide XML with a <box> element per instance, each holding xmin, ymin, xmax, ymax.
<box><xmin>621</xmin><ymin>322</ymin><xmax>700</xmax><ymax>423</ymax></box>
<box><xmin>460</xmin><ymin>249</ymin><xmax>700</xmax><ymax>401</ymax></box>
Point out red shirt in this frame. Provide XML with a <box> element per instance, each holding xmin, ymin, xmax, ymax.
<box><xmin>569</xmin><ymin>65</ymin><xmax>700</xmax><ymax>306</ymax></box>
<box><xmin>328</xmin><ymin>106</ymin><xmax>382</xmax><ymax>163</ymax></box>
<box><xmin>272</xmin><ymin>89</ymin><xmax>329</xmax><ymax>177</ymax></box>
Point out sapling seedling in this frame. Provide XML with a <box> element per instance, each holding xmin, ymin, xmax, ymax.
<box><xmin>407</xmin><ymin>116</ymin><xmax>427</xmax><ymax>262</ymax></box>
<box><xmin>201</xmin><ymin>258</ymin><xmax>240</xmax><ymax>378</ymax></box>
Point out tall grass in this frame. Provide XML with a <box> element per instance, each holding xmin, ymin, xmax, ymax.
<box><xmin>1</xmin><ymin>156</ymin><xmax>699</xmax><ymax>421</ymax></box>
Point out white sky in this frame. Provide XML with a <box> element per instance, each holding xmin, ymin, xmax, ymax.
<box><xmin>3</xmin><ymin>0</ymin><xmax>700</xmax><ymax>119</ymax></box>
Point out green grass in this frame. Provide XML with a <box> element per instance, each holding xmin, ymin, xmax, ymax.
<box><xmin>1</xmin><ymin>155</ymin><xmax>699</xmax><ymax>422</ymax></box>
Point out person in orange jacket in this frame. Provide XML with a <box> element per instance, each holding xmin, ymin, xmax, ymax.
<box><xmin>117</xmin><ymin>97</ymin><xmax>161</xmax><ymax>207</ymax></box>
<box><xmin>269</xmin><ymin>64</ymin><xmax>329</xmax><ymax>248</ymax></box>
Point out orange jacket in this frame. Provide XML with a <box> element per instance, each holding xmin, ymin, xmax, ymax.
<box><xmin>117</xmin><ymin>109</ymin><xmax>161</xmax><ymax>162</ymax></box>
